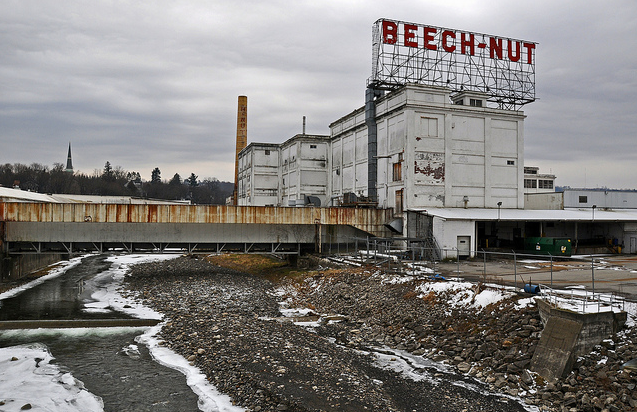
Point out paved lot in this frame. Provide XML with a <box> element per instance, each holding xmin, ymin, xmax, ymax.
<box><xmin>437</xmin><ymin>254</ymin><xmax>637</xmax><ymax>301</ymax></box>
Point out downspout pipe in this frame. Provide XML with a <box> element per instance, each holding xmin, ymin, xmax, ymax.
<box><xmin>365</xmin><ymin>87</ymin><xmax>382</xmax><ymax>203</ymax></box>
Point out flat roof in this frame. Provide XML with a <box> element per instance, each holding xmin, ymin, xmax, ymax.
<box><xmin>411</xmin><ymin>207</ymin><xmax>637</xmax><ymax>222</ymax></box>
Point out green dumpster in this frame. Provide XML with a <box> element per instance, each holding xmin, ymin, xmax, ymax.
<box><xmin>523</xmin><ymin>237</ymin><xmax>572</xmax><ymax>256</ymax></box>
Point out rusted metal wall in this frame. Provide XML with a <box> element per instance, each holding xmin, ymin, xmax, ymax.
<box><xmin>1</xmin><ymin>203</ymin><xmax>393</xmax><ymax>238</ymax></box>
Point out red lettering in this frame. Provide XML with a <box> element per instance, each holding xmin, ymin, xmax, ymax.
<box><xmin>382</xmin><ymin>20</ymin><xmax>398</xmax><ymax>44</ymax></box>
<box><xmin>461</xmin><ymin>33</ymin><xmax>475</xmax><ymax>55</ymax></box>
<box><xmin>523</xmin><ymin>42</ymin><xmax>535</xmax><ymax>64</ymax></box>
<box><xmin>423</xmin><ymin>27</ymin><xmax>437</xmax><ymax>50</ymax></box>
<box><xmin>508</xmin><ymin>40</ymin><xmax>521</xmax><ymax>62</ymax></box>
<box><xmin>404</xmin><ymin>24</ymin><xmax>418</xmax><ymax>47</ymax></box>
<box><xmin>489</xmin><ymin>37</ymin><xmax>503</xmax><ymax>59</ymax></box>
<box><xmin>442</xmin><ymin>30</ymin><xmax>455</xmax><ymax>52</ymax></box>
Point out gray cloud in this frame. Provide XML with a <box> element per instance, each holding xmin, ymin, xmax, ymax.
<box><xmin>1</xmin><ymin>0</ymin><xmax>635</xmax><ymax>188</ymax></box>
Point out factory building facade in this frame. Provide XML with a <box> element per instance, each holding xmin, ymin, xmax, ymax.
<box><xmin>238</xmin><ymin>84</ymin><xmax>525</xmax><ymax>213</ymax></box>
<box><xmin>237</xmin><ymin>84</ymin><xmax>528</xmax><ymax>254</ymax></box>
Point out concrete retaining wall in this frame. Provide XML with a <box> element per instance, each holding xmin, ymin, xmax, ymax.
<box><xmin>531</xmin><ymin>298</ymin><xmax>627</xmax><ymax>381</ymax></box>
<box><xmin>537</xmin><ymin>298</ymin><xmax>627</xmax><ymax>356</ymax></box>
<box><xmin>1</xmin><ymin>254</ymin><xmax>65</xmax><ymax>282</ymax></box>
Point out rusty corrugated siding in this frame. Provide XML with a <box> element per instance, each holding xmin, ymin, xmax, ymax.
<box><xmin>0</xmin><ymin>203</ymin><xmax>392</xmax><ymax>236</ymax></box>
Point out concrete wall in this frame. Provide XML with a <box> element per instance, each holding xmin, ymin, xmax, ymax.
<box><xmin>1</xmin><ymin>254</ymin><xmax>65</xmax><ymax>282</ymax></box>
<box><xmin>537</xmin><ymin>299</ymin><xmax>626</xmax><ymax>356</ymax></box>
<box><xmin>525</xmin><ymin>192</ymin><xmax>564</xmax><ymax>210</ymax></box>
<box><xmin>532</xmin><ymin>299</ymin><xmax>627</xmax><ymax>380</ymax></box>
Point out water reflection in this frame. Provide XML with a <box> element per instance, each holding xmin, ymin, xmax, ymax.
<box><xmin>0</xmin><ymin>255</ymin><xmax>131</xmax><ymax>320</ymax></box>
<box><xmin>0</xmin><ymin>255</ymin><xmax>201</xmax><ymax>411</ymax></box>
<box><xmin>0</xmin><ymin>328</ymin><xmax>200</xmax><ymax>411</ymax></box>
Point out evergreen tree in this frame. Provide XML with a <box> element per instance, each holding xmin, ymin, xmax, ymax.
<box><xmin>169</xmin><ymin>173</ymin><xmax>182</xmax><ymax>185</ymax></box>
<box><xmin>102</xmin><ymin>161</ymin><xmax>114</xmax><ymax>181</ymax></box>
<box><xmin>151</xmin><ymin>167</ymin><xmax>161</xmax><ymax>184</ymax></box>
<box><xmin>186</xmin><ymin>173</ymin><xmax>198</xmax><ymax>188</ymax></box>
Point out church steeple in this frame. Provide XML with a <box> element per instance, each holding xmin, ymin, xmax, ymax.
<box><xmin>65</xmin><ymin>142</ymin><xmax>74</xmax><ymax>173</ymax></box>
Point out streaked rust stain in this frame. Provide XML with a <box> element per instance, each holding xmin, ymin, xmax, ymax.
<box><xmin>0</xmin><ymin>202</ymin><xmax>392</xmax><ymax>236</ymax></box>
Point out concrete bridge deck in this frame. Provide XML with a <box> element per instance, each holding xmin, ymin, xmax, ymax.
<box><xmin>1</xmin><ymin>202</ymin><xmax>394</xmax><ymax>255</ymax></box>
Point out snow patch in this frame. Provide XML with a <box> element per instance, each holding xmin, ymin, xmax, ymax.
<box><xmin>0</xmin><ymin>343</ymin><xmax>104</xmax><ymax>412</ymax></box>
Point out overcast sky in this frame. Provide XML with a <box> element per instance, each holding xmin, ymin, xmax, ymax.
<box><xmin>1</xmin><ymin>0</ymin><xmax>636</xmax><ymax>189</ymax></box>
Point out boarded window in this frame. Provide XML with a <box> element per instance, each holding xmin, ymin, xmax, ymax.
<box><xmin>392</xmin><ymin>162</ymin><xmax>402</xmax><ymax>181</ymax></box>
<box><xmin>395</xmin><ymin>189</ymin><xmax>403</xmax><ymax>213</ymax></box>
<box><xmin>418</xmin><ymin>117</ymin><xmax>438</xmax><ymax>137</ymax></box>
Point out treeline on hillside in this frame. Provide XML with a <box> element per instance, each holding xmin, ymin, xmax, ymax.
<box><xmin>0</xmin><ymin>162</ymin><xmax>234</xmax><ymax>205</ymax></box>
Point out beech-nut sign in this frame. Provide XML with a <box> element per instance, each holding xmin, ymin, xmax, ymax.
<box><xmin>369</xmin><ymin>18</ymin><xmax>537</xmax><ymax>109</ymax></box>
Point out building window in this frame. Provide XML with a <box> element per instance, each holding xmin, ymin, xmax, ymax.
<box><xmin>310</xmin><ymin>144</ymin><xmax>317</xmax><ymax>149</ymax></box>
<box><xmin>524</xmin><ymin>179</ymin><xmax>537</xmax><ymax>188</ymax></box>
<box><xmin>507</xmin><ymin>160</ymin><xmax>515</xmax><ymax>165</ymax></box>
<box><xmin>539</xmin><ymin>180</ymin><xmax>554</xmax><ymax>189</ymax></box>
<box><xmin>469</xmin><ymin>98</ymin><xmax>483</xmax><ymax>107</ymax></box>
<box><xmin>392</xmin><ymin>162</ymin><xmax>402</xmax><ymax>181</ymax></box>
<box><xmin>395</xmin><ymin>189</ymin><xmax>403</xmax><ymax>213</ymax></box>
<box><xmin>264</xmin><ymin>150</ymin><xmax>270</xmax><ymax>155</ymax></box>
<box><xmin>579</xmin><ymin>196</ymin><xmax>588</xmax><ymax>203</ymax></box>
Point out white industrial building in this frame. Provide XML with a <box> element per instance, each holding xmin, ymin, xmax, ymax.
<box><xmin>237</xmin><ymin>83</ymin><xmax>637</xmax><ymax>256</ymax></box>
<box><xmin>238</xmin><ymin>84</ymin><xmax>526</xmax><ymax>255</ymax></box>
<box><xmin>239</xmin><ymin>84</ymin><xmax>525</xmax><ymax>212</ymax></box>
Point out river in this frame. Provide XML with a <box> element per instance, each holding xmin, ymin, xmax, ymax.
<box><xmin>0</xmin><ymin>254</ymin><xmax>235</xmax><ymax>412</ymax></box>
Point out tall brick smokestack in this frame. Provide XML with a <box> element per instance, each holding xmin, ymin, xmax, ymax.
<box><xmin>233</xmin><ymin>96</ymin><xmax>247</xmax><ymax>205</ymax></box>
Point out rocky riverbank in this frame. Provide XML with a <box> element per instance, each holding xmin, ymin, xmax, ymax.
<box><xmin>122</xmin><ymin>255</ymin><xmax>637</xmax><ymax>412</ymax></box>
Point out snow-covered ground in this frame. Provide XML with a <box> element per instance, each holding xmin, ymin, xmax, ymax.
<box><xmin>0</xmin><ymin>254</ymin><xmax>245</xmax><ymax>412</ymax></box>
<box><xmin>0</xmin><ymin>343</ymin><xmax>104</xmax><ymax>412</ymax></box>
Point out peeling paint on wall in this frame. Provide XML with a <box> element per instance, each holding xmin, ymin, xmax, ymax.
<box><xmin>414</xmin><ymin>152</ymin><xmax>445</xmax><ymax>185</ymax></box>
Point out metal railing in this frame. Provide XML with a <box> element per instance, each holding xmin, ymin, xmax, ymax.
<box><xmin>538</xmin><ymin>283</ymin><xmax>626</xmax><ymax>314</ymax></box>
<box><xmin>319</xmin><ymin>237</ymin><xmax>635</xmax><ymax>304</ymax></box>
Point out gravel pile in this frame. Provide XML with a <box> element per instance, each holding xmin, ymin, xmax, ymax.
<box><xmin>282</xmin><ymin>267</ymin><xmax>637</xmax><ymax>412</ymax></box>
<box><xmin>122</xmin><ymin>255</ymin><xmax>637</xmax><ymax>412</ymax></box>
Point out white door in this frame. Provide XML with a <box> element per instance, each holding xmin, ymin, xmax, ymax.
<box><xmin>631</xmin><ymin>237</ymin><xmax>637</xmax><ymax>254</ymax></box>
<box><xmin>457</xmin><ymin>236</ymin><xmax>471</xmax><ymax>257</ymax></box>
